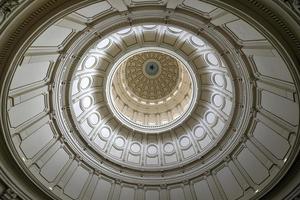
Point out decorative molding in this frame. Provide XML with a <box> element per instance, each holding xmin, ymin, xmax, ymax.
<box><xmin>245</xmin><ymin>0</ymin><xmax>300</xmax><ymax>55</ymax></box>
<box><xmin>0</xmin><ymin>188</ymin><xmax>18</xmax><ymax>200</ymax></box>
<box><xmin>281</xmin><ymin>0</ymin><xmax>300</xmax><ymax>16</ymax></box>
<box><xmin>0</xmin><ymin>169</ymin><xmax>22</xmax><ymax>200</ymax></box>
<box><xmin>0</xmin><ymin>1</ymin><xmax>299</xmax><ymax>200</ymax></box>
<box><xmin>287</xmin><ymin>184</ymin><xmax>300</xmax><ymax>199</ymax></box>
<box><xmin>0</xmin><ymin>0</ymin><xmax>24</xmax><ymax>26</ymax></box>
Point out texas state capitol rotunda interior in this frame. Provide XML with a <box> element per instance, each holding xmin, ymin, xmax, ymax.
<box><xmin>0</xmin><ymin>0</ymin><xmax>299</xmax><ymax>200</ymax></box>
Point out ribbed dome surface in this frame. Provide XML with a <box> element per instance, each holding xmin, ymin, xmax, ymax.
<box><xmin>68</xmin><ymin>25</ymin><xmax>232</xmax><ymax>168</ymax></box>
<box><xmin>0</xmin><ymin>1</ymin><xmax>299</xmax><ymax>200</ymax></box>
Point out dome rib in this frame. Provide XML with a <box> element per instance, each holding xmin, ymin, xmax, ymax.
<box><xmin>0</xmin><ymin>1</ymin><xmax>299</xmax><ymax>200</ymax></box>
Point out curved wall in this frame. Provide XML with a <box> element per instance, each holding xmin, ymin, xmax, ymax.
<box><xmin>0</xmin><ymin>0</ymin><xmax>299</xmax><ymax>200</ymax></box>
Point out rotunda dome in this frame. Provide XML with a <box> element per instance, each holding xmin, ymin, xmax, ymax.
<box><xmin>68</xmin><ymin>24</ymin><xmax>232</xmax><ymax>170</ymax></box>
<box><xmin>0</xmin><ymin>1</ymin><xmax>299</xmax><ymax>200</ymax></box>
<box><xmin>108</xmin><ymin>48</ymin><xmax>196</xmax><ymax>133</ymax></box>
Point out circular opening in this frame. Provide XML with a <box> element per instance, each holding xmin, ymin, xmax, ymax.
<box><xmin>106</xmin><ymin>47</ymin><xmax>198</xmax><ymax>133</ymax></box>
<box><xmin>145</xmin><ymin>61</ymin><xmax>160</xmax><ymax>77</ymax></box>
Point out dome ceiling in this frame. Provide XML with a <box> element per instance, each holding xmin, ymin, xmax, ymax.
<box><xmin>0</xmin><ymin>0</ymin><xmax>299</xmax><ymax>200</ymax></box>
<box><xmin>111</xmin><ymin>49</ymin><xmax>194</xmax><ymax>132</ymax></box>
<box><xmin>69</xmin><ymin>24</ymin><xmax>230</xmax><ymax>167</ymax></box>
<box><xmin>124</xmin><ymin>51</ymin><xmax>180</xmax><ymax>101</ymax></box>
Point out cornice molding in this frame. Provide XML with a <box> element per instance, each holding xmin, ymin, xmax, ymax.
<box><xmin>0</xmin><ymin>0</ymin><xmax>28</xmax><ymax>31</ymax></box>
<box><xmin>278</xmin><ymin>0</ymin><xmax>300</xmax><ymax>18</ymax></box>
<box><xmin>0</xmin><ymin>1</ymin><xmax>98</xmax><ymax>199</ymax></box>
<box><xmin>0</xmin><ymin>1</ymin><xmax>299</xmax><ymax>200</ymax></box>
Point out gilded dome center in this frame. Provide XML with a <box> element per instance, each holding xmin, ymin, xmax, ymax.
<box><xmin>124</xmin><ymin>52</ymin><xmax>179</xmax><ymax>100</ymax></box>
